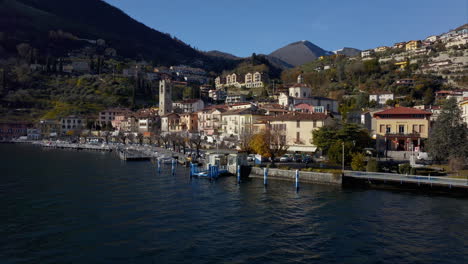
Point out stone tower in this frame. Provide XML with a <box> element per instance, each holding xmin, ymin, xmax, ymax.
<box><xmin>159</xmin><ymin>79</ymin><xmax>172</xmax><ymax>116</ymax></box>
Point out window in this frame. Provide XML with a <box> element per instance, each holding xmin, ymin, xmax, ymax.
<box><xmin>386</xmin><ymin>125</ymin><xmax>391</xmax><ymax>133</ymax></box>
<box><xmin>412</xmin><ymin>124</ymin><xmax>419</xmax><ymax>133</ymax></box>
<box><xmin>313</xmin><ymin>121</ymin><xmax>317</xmax><ymax>128</ymax></box>
<box><xmin>296</xmin><ymin>132</ymin><xmax>300</xmax><ymax>142</ymax></box>
<box><xmin>399</xmin><ymin>125</ymin><xmax>405</xmax><ymax>134</ymax></box>
<box><xmin>296</xmin><ymin>120</ymin><xmax>300</xmax><ymax>128</ymax></box>
<box><xmin>380</xmin><ymin>125</ymin><xmax>385</xmax><ymax>133</ymax></box>
<box><xmin>419</xmin><ymin>125</ymin><xmax>425</xmax><ymax>134</ymax></box>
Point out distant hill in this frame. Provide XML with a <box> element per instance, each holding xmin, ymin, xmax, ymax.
<box><xmin>268</xmin><ymin>40</ymin><xmax>329</xmax><ymax>67</ymax></box>
<box><xmin>204</xmin><ymin>50</ymin><xmax>242</xmax><ymax>60</ymax></box>
<box><xmin>0</xmin><ymin>0</ymin><xmax>235</xmax><ymax>70</ymax></box>
<box><xmin>333</xmin><ymin>47</ymin><xmax>361</xmax><ymax>57</ymax></box>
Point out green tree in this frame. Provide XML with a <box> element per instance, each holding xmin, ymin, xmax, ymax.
<box><xmin>351</xmin><ymin>152</ymin><xmax>366</xmax><ymax>171</ymax></box>
<box><xmin>423</xmin><ymin>88</ymin><xmax>435</xmax><ymax>105</ymax></box>
<box><xmin>426</xmin><ymin>98</ymin><xmax>468</xmax><ymax>162</ymax></box>
<box><xmin>366</xmin><ymin>158</ymin><xmax>379</xmax><ymax>172</ymax></box>
<box><xmin>313</xmin><ymin>123</ymin><xmax>372</xmax><ymax>165</ymax></box>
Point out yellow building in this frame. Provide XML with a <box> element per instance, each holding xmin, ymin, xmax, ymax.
<box><xmin>394</xmin><ymin>61</ymin><xmax>408</xmax><ymax>69</ymax></box>
<box><xmin>373</xmin><ymin>107</ymin><xmax>432</xmax><ymax>151</ymax></box>
<box><xmin>405</xmin><ymin>40</ymin><xmax>421</xmax><ymax>51</ymax></box>
<box><xmin>266</xmin><ymin>113</ymin><xmax>332</xmax><ymax>153</ymax></box>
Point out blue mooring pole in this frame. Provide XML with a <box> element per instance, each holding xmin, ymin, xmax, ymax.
<box><xmin>264</xmin><ymin>167</ymin><xmax>268</xmax><ymax>186</ymax></box>
<box><xmin>237</xmin><ymin>165</ymin><xmax>241</xmax><ymax>184</ymax></box>
<box><xmin>157</xmin><ymin>159</ymin><xmax>161</xmax><ymax>174</ymax></box>
<box><xmin>172</xmin><ymin>159</ymin><xmax>176</xmax><ymax>175</ymax></box>
<box><xmin>295</xmin><ymin>169</ymin><xmax>299</xmax><ymax>190</ymax></box>
<box><xmin>189</xmin><ymin>163</ymin><xmax>193</xmax><ymax>178</ymax></box>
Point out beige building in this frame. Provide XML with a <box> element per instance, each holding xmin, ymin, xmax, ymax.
<box><xmin>373</xmin><ymin>107</ymin><xmax>432</xmax><ymax>151</ymax></box>
<box><xmin>215</xmin><ymin>72</ymin><xmax>267</xmax><ymax>89</ymax></box>
<box><xmin>221</xmin><ymin>108</ymin><xmax>265</xmax><ymax>139</ymax></box>
<box><xmin>266</xmin><ymin>113</ymin><xmax>332</xmax><ymax>153</ymax></box>
<box><xmin>179</xmin><ymin>113</ymin><xmax>198</xmax><ymax>133</ymax></box>
<box><xmin>405</xmin><ymin>40</ymin><xmax>421</xmax><ymax>51</ymax></box>
<box><xmin>161</xmin><ymin>113</ymin><xmax>183</xmax><ymax>133</ymax></box>
<box><xmin>374</xmin><ymin>46</ymin><xmax>390</xmax><ymax>52</ymax></box>
<box><xmin>197</xmin><ymin>107</ymin><xmax>226</xmax><ymax>136</ymax></box>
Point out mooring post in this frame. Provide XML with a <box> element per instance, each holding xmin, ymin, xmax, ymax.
<box><xmin>189</xmin><ymin>163</ymin><xmax>193</xmax><ymax>178</ymax></box>
<box><xmin>263</xmin><ymin>167</ymin><xmax>268</xmax><ymax>186</ymax></box>
<box><xmin>172</xmin><ymin>158</ymin><xmax>176</xmax><ymax>175</ymax></box>
<box><xmin>157</xmin><ymin>159</ymin><xmax>161</xmax><ymax>174</ymax></box>
<box><xmin>237</xmin><ymin>165</ymin><xmax>241</xmax><ymax>184</ymax></box>
<box><xmin>295</xmin><ymin>169</ymin><xmax>299</xmax><ymax>190</ymax></box>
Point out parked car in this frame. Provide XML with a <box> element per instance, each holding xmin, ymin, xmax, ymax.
<box><xmin>293</xmin><ymin>155</ymin><xmax>302</xmax><ymax>163</ymax></box>
<box><xmin>280</xmin><ymin>155</ymin><xmax>291</xmax><ymax>162</ymax></box>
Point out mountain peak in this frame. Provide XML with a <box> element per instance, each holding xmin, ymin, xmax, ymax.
<box><xmin>268</xmin><ymin>40</ymin><xmax>328</xmax><ymax>67</ymax></box>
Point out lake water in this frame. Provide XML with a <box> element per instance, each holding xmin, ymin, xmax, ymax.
<box><xmin>1</xmin><ymin>144</ymin><xmax>467</xmax><ymax>264</ymax></box>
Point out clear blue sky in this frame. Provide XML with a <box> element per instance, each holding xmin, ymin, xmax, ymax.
<box><xmin>104</xmin><ymin>0</ymin><xmax>467</xmax><ymax>57</ymax></box>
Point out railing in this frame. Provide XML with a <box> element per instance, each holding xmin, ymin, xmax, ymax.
<box><xmin>344</xmin><ymin>170</ymin><xmax>468</xmax><ymax>186</ymax></box>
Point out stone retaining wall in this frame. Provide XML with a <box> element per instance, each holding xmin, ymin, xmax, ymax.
<box><xmin>249</xmin><ymin>167</ymin><xmax>342</xmax><ymax>185</ymax></box>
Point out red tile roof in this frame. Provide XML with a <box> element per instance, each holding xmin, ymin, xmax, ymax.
<box><xmin>263</xmin><ymin>112</ymin><xmax>329</xmax><ymax>122</ymax></box>
<box><xmin>374</xmin><ymin>107</ymin><xmax>432</xmax><ymax>117</ymax></box>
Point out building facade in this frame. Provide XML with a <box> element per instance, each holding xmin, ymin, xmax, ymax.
<box><xmin>373</xmin><ymin>107</ymin><xmax>432</xmax><ymax>152</ymax></box>
<box><xmin>266</xmin><ymin>113</ymin><xmax>332</xmax><ymax>153</ymax></box>
<box><xmin>369</xmin><ymin>93</ymin><xmax>394</xmax><ymax>106</ymax></box>
<box><xmin>173</xmin><ymin>99</ymin><xmax>205</xmax><ymax>113</ymax></box>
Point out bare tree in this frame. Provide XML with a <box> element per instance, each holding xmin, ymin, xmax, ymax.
<box><xmin>189</xmin><ymin>134</ymin><xmax>204</xmax><ymax>158</ymax></box>
<box><xmin>239</xmin><ymin>131</ymin><xmax>253</xmax><ymax>153</ymax></box>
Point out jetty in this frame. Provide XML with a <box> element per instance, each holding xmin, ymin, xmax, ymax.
<box><xmin>40</xmin><ymin>142</ymin><xmax>112</xmax><ymax>151</ymax></box>
<box><xmin>118</xmin><ymin>148</ymin><xmax>152</xmax><ymax>161</ymax></box>
<box><xmin>343</xmin><ymin>170</ymin><xmax>468</xmax><ymax>194</ymax></box>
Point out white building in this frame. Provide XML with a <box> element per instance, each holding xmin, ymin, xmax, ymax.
<box><xmin>221</xmin><ymin>108</ymin><xmax>265</xmax><ymax>139</ymax></box>
<box><xmin>226</xmin><ymin>95</ymin><xmax>247</xmax><ymax>104</ymax></box>
<box><xmin>369</xmin><ymin>93</ymin><xmax>394</xmax><ymax>106</ymax></box>
<box><xmin>361</xmin><ymin>50</ymin><xmax>374</xmax><ymax>58</ymax></box>
<box><xmin>278</xmin><ymin>75</ymin><xmax>338</xmax><ymax>114</ymax></box>
<box><xmin>173</xmin><ymin>99</ymin><xmax>205</xmax><ymax>113</ymax></box>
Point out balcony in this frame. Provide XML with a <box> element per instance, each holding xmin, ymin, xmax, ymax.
<box><xmin>384</xmin><ymin>132</ymin><xmax>421</xmax><ymax>138</ymax></box>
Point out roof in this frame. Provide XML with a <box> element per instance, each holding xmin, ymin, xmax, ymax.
<box><xmin>174</xmin><ymin>99</ymin><xmax>202</xmax><ymax>104</ymax></box>
<box><xmin>161</xmin><ymin>113</ymin><xmax>180</xmax><ymax>118</ymax></box>
<box><xmin>263</xmin><ymin>112</ymin><xmax>329</xmax><ymax>122</ymax></box>
<box><xmin>373</xmin><ymin>107</ymin><xmax>432</xmax><ymax>117</ymax></box>
<box><xmin>222</xmin><ymin>108</ymin><xmax>265</xmax><ymax>116</ymax></box>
